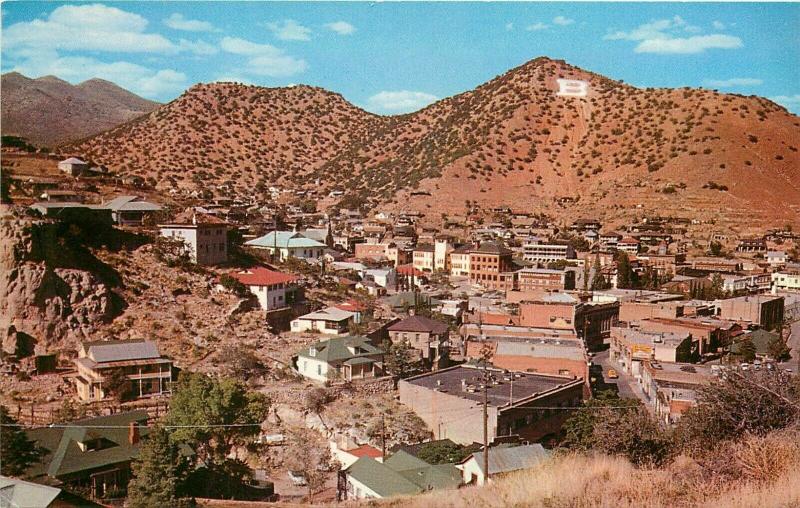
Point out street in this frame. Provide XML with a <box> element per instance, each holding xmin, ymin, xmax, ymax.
<box><xmin>590</xmin><ymin>348</ymin><xmax>645</xmax><ymax>401</ymax></box>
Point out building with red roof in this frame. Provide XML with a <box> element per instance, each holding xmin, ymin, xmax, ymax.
<box><xmin>230</xmin><ymin>267</ymin><xmax>301</xmax><ymax>311</ymax></box>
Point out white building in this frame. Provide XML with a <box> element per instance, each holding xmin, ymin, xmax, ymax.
<box><xmin>228</xmin><ymin>267</ymin><xmax>299</xmax><ymax>311</ymax></box>
<box><xmin>159</xmin><ymin>211</ymin><xmax>228</xmax><ymax>265</ymax></box>
<box><xmin>459</xmin><ymin>444</ymin><xmax>550</xmax><ymax>486</ymax></box>
<box><xmin>522</xmin><ymin>240</ymin><xmax>576</xmax><ymax>264</ymax></box>
<box><xmin>772</xmin><ymin>271</ymin><xmax>800</xmax><ymax>293</ymax></box>
<box><xmin>291</xmin><ymin>307</ymin><xmax>356</xmax><ymax>335</ymax></box>
<box><xmin>58</xmin><ymin>157</ymin><xmax>88</xmax><ymax>176</ymax></box>
<box><xmin>294</xmin><ymin>336</ymin><xmax>384</xmax><ymax>383</ymax></box>
<box><xmin>245</xmin><ymin>231</ymin><xmax>326</xmax><ymax>261</ymax></box>
<box><xmin>767</xmin><ymin>251</ymin><xmax>788</xmax><ymax>267</ymax></box>
<box><xmin>434</xmin><ymin>238</ymin><xmax>454</xmax><ymax>272</ymax></box>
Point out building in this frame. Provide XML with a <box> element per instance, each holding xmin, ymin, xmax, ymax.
<box><xmin>736</xmin><ymin>238</ymin><xmax>767</xmax><ymax>253</ymax></box>
<box><xmin>459</xmin><ymin>444</ymin><xmax>550</xmax><ymax>486</ymax></box>
<box><xmin>772</xmin><ymin>271</ymin><xmax>800</xmax><ymax>293</ymax></box>
<box><xmin>767</xmin><ymin>251</ymin><xmax>788</xmax><ymax>267</ymax></box>
<box><xmin>341</xmin><ymin>450</ymin><xmax>461</xmax><ymax>500</ymax></box>
<box><xmin>24</xmin><ymin>411</ymin><xmax>151</xmax><ymax>499</ymax></box>
<box><xmin>517</xmin><ymin>268</ymin><xmax>575</xmax><ymax>292</ymax></box>
<box><xmin>399</xmin><ymin>365</ymin><xmax>585</xmax><ymax>445</ymax></box>
<box><xmin>387</xmin><ymin>315</ymin><xmax>450</xmax><ymax>369</ymax></box>
<box><xmin>245</xmin><ymin>231</ymin><xmax>326</xmax><ymax>261</ymax></box>
<box><xmin>301</xmin><ymin>226</ymin><xmax>334</xmax><ymax>247</ymax></box>
<box><xmin>464</xmin><ymin>337</ymin><xmax>588</xmax><ymax>382</ymax></box>
<box><xmin>609</xmin><ymin>326</ymin><xmax>695</xmax><ymax>378</ymax></box>
<box><xmin>617</xmin><ymin>236</ymin><xmax>640</xmax><ymax>255</ymax></box>
<box><xmin>717</xmin><ymin>294</ymin><xmax>784</xmax><ymax>330</ymax></box>
<box><xmin>412</xmin><ymin>244</ymin><xmax>435</xmax><ymax>272</ymax></box>
<box><xmin>0</xmin><ymin>476</ymin><xmax>61</xmax><ymax>507</ymax></box>
<box><xmin>293</xmin><ymin>336</ymin><xmax>384</xmax><ymax>382</ymax></box>
<box><xmin>74</xmin><ymin>340</ymin><xmax>173</xmax><ymax>402</ymax></box>
<box><xmin>517</xmin><ymin>293</ymin><xmax>619</xmax><ymax>350</ymax></box>
<box><xmin>434</xmin><ymin>237</ymin><xmax>454</xmax><ymax>272</ymax></box>
<box><xmin>449</xmin><ymin>244</ymin><xmax>473</xmax><ymax>276</ymax></box>
<box><xmin>640</xmin><ymin>362</ymin><xmax>713</xmax><ymax>424</ymax></box>
<box><xmin>100</xmin><ymin>195</ymin><xmax>162</xmax><ymax>226</ymax></box>
<box><xmin>58</xmin><ymin>157</ymin><xmax>88</xmax><ymax>176</ymax></box>
<box><xmin>330</xmin><ymin>435</ymin><xmax>383</xmax><ymax>469</ymax></box>
<box><xmin>690</xmin><ymin>257</ymin><xmax>743</xmax><ymax>273</ymax></box>
<box><xmin>720</xmin><ymin>273</ymin><xmax>772</xmax><ymax>294</ymax></box>
<box><xmin>229</xmin><ymin>267</ymin><xmax>300</xmax><ymax>311</ymax></box>
<box><xmin>291</xmin><ymin>307</ymin><xmax>356</xmax><ymax>335</ymax></box>
<box><xmin>159</xmin><ymin>211</ymin><xmax>228</xmax><ymax>265</ymax></box>
<box><xmin>522</xmin><ymin>240</ymin><xmax>576</xmax><ymax>264</ymax></box>
<box><xmin>632</xmin><ymin>317</ymin><xmax>742</xmax><ymax>356</ymax></box>
<box><xmin>469</xmin><ymin>242</ymin><xmax>516</xmax><ymax>291</ymax></box>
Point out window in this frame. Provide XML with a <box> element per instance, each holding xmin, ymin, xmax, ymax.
<box><xmin>317</xmin><ymin>364</ymin><xmax>322</xmax><ymax>375</ymax></box>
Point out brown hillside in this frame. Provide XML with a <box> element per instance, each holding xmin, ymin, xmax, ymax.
<box><xmin>1</xmin><ymin>72</ymin><xmax>159</xmax><ymax>146</ymax></box>
<box><xmin>68</xmin><ymin>58</ymin><xmax>800</xmax><ymax>226</ymax></box>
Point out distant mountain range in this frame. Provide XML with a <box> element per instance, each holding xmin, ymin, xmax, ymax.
<box><xmin>54</xmin><ymin>57</ymin><xmax>800</xmax><ymax>225</ymax></box>
<box><xmin>1</xmin><ymin>72</ymin><xmax>159</xmax><ymax>147</ymax></box>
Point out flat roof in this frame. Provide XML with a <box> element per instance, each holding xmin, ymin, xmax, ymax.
<box><xmin>403</xmin><ymin>365</ymin><xmax>580</xmax><ymax>407</ymax></box>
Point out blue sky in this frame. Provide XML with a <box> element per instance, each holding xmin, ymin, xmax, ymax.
<box><xmin>3</xmin><ymin>2</ymin><xmax>799</xmax><ymax>114</ymax></box>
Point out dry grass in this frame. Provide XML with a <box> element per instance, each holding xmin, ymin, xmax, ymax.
<box><xmin>352</xmin><ymin>431</ymin><xmax>800</xmax><ymax>508</ymax></box>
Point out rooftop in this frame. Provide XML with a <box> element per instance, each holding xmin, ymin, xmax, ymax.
<box><xmin>402</xmin><ymin>365</ymin><xmax>580</xmax><ymax>407</ymax></box>
<box><xmin>465</xmin><ymin>443</ymin><xmax>551</xmax><ymax>475</ymax></box>
<box><xmin>231</xmin><ymin>267</ymin><xmax>297</xmax><ymax>286</ymax></box>
<box><xmin>388</xmin><ymin>315</ymin><xmax>449</xmax><ymax>334</ymax></box>
<box><xmin>82</xmin><ymin>340</ymin><xmax>161</xmax><ymax>363</ymax></box>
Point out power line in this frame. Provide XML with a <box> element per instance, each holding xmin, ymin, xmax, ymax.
<box><xmin>0</xmin><ymin>422</ymin><xmax>264</xmax><ymax>429</ymax></box>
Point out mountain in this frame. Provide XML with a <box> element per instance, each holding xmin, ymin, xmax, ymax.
<box><xmin>66</xmin><ymin>58</ymin><xmax>800</xmax><ymax>226</ymax></box>
<box><xmin>1</xmin><ymin>72</ymin><xmax>159</xmax><ymax>146</ymax></box>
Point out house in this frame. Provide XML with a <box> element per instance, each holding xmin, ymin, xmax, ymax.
<box><xmin>24</xmin><ymin>411</ymin><xmax>151</xmax><ymax>499</ymax></box>
<box><xmin>58</xmin><ymin>157</ymin><xmax>88</xmax><ymax>176</ymax></box>
<box><xmin>387</xmin><ymin>315</ymin><xmax>450</xmax><ymax>369</ymax></box>
<box><xmin>720</xmin><ymin>273</ymin><xmax>772</xmax><ymax>294</ymax></box>
<box><xmin>245</xmin><ymin>231</ymin><xmax>326</xmax><ymax>261</ymax></box>
<box><xmin>767</xmin><ymin>251</ymin><xmax>788</xmax><ymax>267</ymax></box>
<box><xmin>330</xmin><ymin>435</ymin><xmax>383</xmax><ymax>469</ymax></box>
<box><xmin>735</xmin><ymin>238</ymin><xmax>767</xmax><ymax>253</ymax></box>
<box><xmin>74</xmin><ymin>340</ymin><xmax>174</xmax><ymax>402</ymax></box>
<box><xmin>0</xmin><ymin>476</ymin><xmax>61</xmax><ymax>507</ymax></box>
<box><xmin>301</xmin><ymin>226</ymin><xmax>334</xmax><ymax>247</ymax></box>
<box><xmin>729</xmin><ymin>329</ymin><xmax>782</xmax><ymax>360</ymax></box>
<box><xmin>399</xmin><ymin>364</ymin><xmax>585</xmax><ymax>445</ymax></box>
<box><xmin>159</xmin><ymin>210</ymin><xmax>228</xmax><ymax>265</ymax></box>
<box><xmin>291</xmin><ymin>307</ymin><xmax>356</xmax><ymax>335</ymax></box>
<box><xmin>459</xmin><ymin>443</ymin><xmax>550</xmax><ymax>486</ymax></box>
<box><xmin>364</xmin><ymin>268</ymin><xmax>396</xmax><ymax>288</ymax></box>
<box><xmin>341</xmin><ymin>450</ymin><xmax>461</xmax><ymax>500</ymax></box>
<box><xmin>294</xmin><ymin>336</ymin><xmax>384</xmax><ymax>382</ymax></box>
<box><xmin>617</xmin><ymin>237</ymin><xmax>640</xmax><ymax>255</ymax></box>
<box><xmin>40</xmin><ymin>189</ymin><xmax>83</xmax><ymax>202</ymax></box>
<box><xmin>469</xmin><ymin>242</ymin><xmax>517</xmax><ymax>291</ymax></box>
<box><xmin>99</xmin><ymin>195</ymin><xmax>162</xmax><ymax>226</ymax></box>
<box><xmin>229</xmin><ymin>267</ymin><xmax>300</xmax><ymax>311</ymax></box>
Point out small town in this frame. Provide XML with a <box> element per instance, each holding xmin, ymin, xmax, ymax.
<box><xmin>1</xmin><ymin>2</ymin><xmax>800</xmax><ymax>508</ymax></box>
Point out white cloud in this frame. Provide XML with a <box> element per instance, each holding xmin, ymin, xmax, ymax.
<box><xmin>220</xmin><ymin>36</ymin><xmax>308</xmax><ymax>77</ymax></box>
<box><xmin>325</xmin><ymin>21</ymin><xmax>355</xmax><ymax>35</ymax></box>
<box><xmin>770</xmin><ymin>95</ymin><xmax>800</xmax><ymax>108</ymax></box>
<box><xmin>606</xmin><ymin>16</ymin><xmax>742</xmax><ymax>54</ymax></box>
<box><xmin>3</xmin><ymin>4</ymin><xmax>176</xmax><ymax>54</ymax></box>
<box><xmin>505</xmin><ymin>22</ymin><xmax>514</xmax><ymax>31</ymax></box>
<box><xmin>526</xmin><ymin>22</ymin><xmax>549</xmax><ymax>31</ymax></box>
<box><xmin>635</xmin><ymin>35</ymin><xmax>742</xmax><ymax>54</ymax></box>
<box><xmin>178</xmin><ymin>39</ymin><xmax>219</xmax><ymax>56</ymax></box>
<box><xmin>164</xmin><ymin>13</ymin><xmax>215</xmax><ymax>32</ymax></box>
<box><xmin>702</xmin><ymin>77</ymin><xmax>763</xmax><ymax>88</ymax></box>
<box><xmin>10</xmin><ymin>54</ymin><xmax>187</xmax><ymax>99</ymax></box>
<box><xmin>553</xmin><ymin>16</ymin><xmax>575</xmax><ymax>26</ymax></box>
<box><xmin>712</xmin><ymin>20</ymin><xmax>726</xmax><ymax>30</ymax></box>
<box><xmin>366</xmin><ymin>90</ymin><xmax>438</xmax><ymax>113</ymax></box>
<box><xmin>265</xmin><ymin>19</ymin><xmax>312</xmax><ymax>41</ymax></box>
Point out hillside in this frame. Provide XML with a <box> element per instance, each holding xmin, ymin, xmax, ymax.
<box><xmin>1</xmin><ymin>72</ymin><xmax>159</xmax><ymax>146</ymax></box>
<box><xmin>68</xmin><ymin>58</ymin><xmax>800</xmax><ymax>227</ymax></box>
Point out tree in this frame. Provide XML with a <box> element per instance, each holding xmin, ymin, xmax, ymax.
<box><xmin>615</xmin><ymin>251</ymin><xmax>637</xmax><ymax>289</ymax></box>
<box><xmin>709</xmin><ymin>241</ymin><xmax>724</xmax><ymax>257</ymax></box>
<box><xmin>383</xmin><ymin>339</ymin><xmax>421</xmax><ymax>379</ymax></box>
<box><xmin>104</xmin><ymin>368</ymin><xmax>131</xmax><ymax>403</ymax></box>
<box><xmin>590</xmin><ymin>255</ymin><xmax>609</xmax><ymax>290</ymax></box>
<box><xmin>127</xmin><ymin>426</ymin><xmax>193</xmax><ymax>508</ymax></box>
<box><xmin>153</xmin><ymin>235</ymin><xmax>193</xmax><ymax>269</ymax></box>
<box><xmin>216</xmin><ymin>344</ymin><xmax>265</xmax><ymax>380</ymax></box>
<box><xmin>709</xmin><ymin>273</ymin><xmax>725</xmax><ymax>299</ymax></box>
<box><xmin>166</xmin><ymin>373</ymin><xmax>269</xmax><ymax>466</ymax></box>
<box><xmin>285</xmin><ymin>427</ymin><xmax>334</xmax><ymax>503</ymax></box>
<box><xmin>0</xmin><ymin>405</ymin><xmax>43</xmax><ymax>476</ymax></box>
<box><xmin>416</xmin><ymin>441</ymin><xmax>473</xmax><ymax>465</ymax></box>
<box><xmin>219</xmin><ymin>274</ymin><xmax>250</xmax><ymax>298</ymax></box>
<box><xmin>738</xmin><ymin>338</ymin><xmax>757</xmax><ymax>362</ymax></box>
<box><xmin>675</xmin><ymin>369</ymin><xmax>800</xmax><ymax>452</ymax></box>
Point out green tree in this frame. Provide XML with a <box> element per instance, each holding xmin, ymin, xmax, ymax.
<box><xmin>590</xmin><ymin>255</ymin><xmax>609</xmax><ymax>290</ymax></box>
<box><xmin>709</xmin><ymin>273</ymin><xmax>725</xmax><ymax>299</ymax></box>
<box><xmin>166</xmin><ymin>373</ymin><xmax>269</xmax><ymax>466</ymax></box>
<box><xmin>0</xmin><ymin>405</ymin><xmax>43</xmax><ymax>476</ymax></box>
<box><xmin>416</xmin><ymin>441</ymin><xmax>473</xmax><ymax>464</ymax></box>
<box><xmin>218</xmin><ymin>274</ymin><xmax>250</xmax><ymax>298</ymax></box>
<box><xmin>615</xmin><ymin>251</ymin><xmax>636</xmax><ymax>289</ymax></box>
<box><xmin>768</xmin><ymin>335</ymin><xmax>791</xmax><ymax>362</ymax></box>
<box><xmin>738</xmin><ymin>338</ymin><xmax>757</xmax><ymax>362</ymax></box>
<box><xmin>709</xmin><ymin>241</ymin><xmax>724</xmax><ymax>257</ymax></box>
<box><xmin>103</xmin><ymin>368</ymin><xmax>131</xmax><ymax>403</ymax></box>
<box><xmin>383</xmin><ymin>339</ymin><xmax>421</xmax><ymax>379</ymax></box>
<box><xmin>127</xmin><ymin>426</ymin><xmax>193</xmax><ymax>508</ymax></box>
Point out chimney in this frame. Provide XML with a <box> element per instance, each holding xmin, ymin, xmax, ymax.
<box><xmin>129</xmin><ymin>422</ymin><xmax>140</xmax><ymax>445</ymax></box>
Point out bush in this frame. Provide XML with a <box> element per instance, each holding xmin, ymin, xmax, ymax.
<box><xmin>219</xmin><ymin>274</ymin><xmax>250</xmax><ymax>297</ymax></box>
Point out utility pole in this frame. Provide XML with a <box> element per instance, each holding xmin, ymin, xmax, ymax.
<box><xmin>381</xmin><ymin>413</ymin><xmax>387</xmax><ymax>459</ymax></box>
<box><xmin>482</xmin><ymin>362</ymin><xmax>489</xmax><ymax>482</ymax></box>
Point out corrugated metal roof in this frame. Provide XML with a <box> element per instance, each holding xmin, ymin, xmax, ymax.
<box><xmin>469</xmin><ymin>444</ymin><xmax>550</xmax><ymax>475</ymax></box>
<box><xmin>0</xmin><ymin>476</ymin><xmax>61</xmax><ymax>508</ymax></box>
<box><xmin>86</xmin><ymin>340</ymin><xmax>161</xmax><ymax>363</ymax></box>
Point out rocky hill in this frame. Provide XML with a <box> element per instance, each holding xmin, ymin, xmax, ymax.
<box><xmin>1</xmin><ymin>72</ymin><xmax>158</xmax><ymax>146</ymax></box>
<box><xmin>68</xmin><ymin>58</ymin><xmax>800</xmax><ymax>226</ymax></box>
